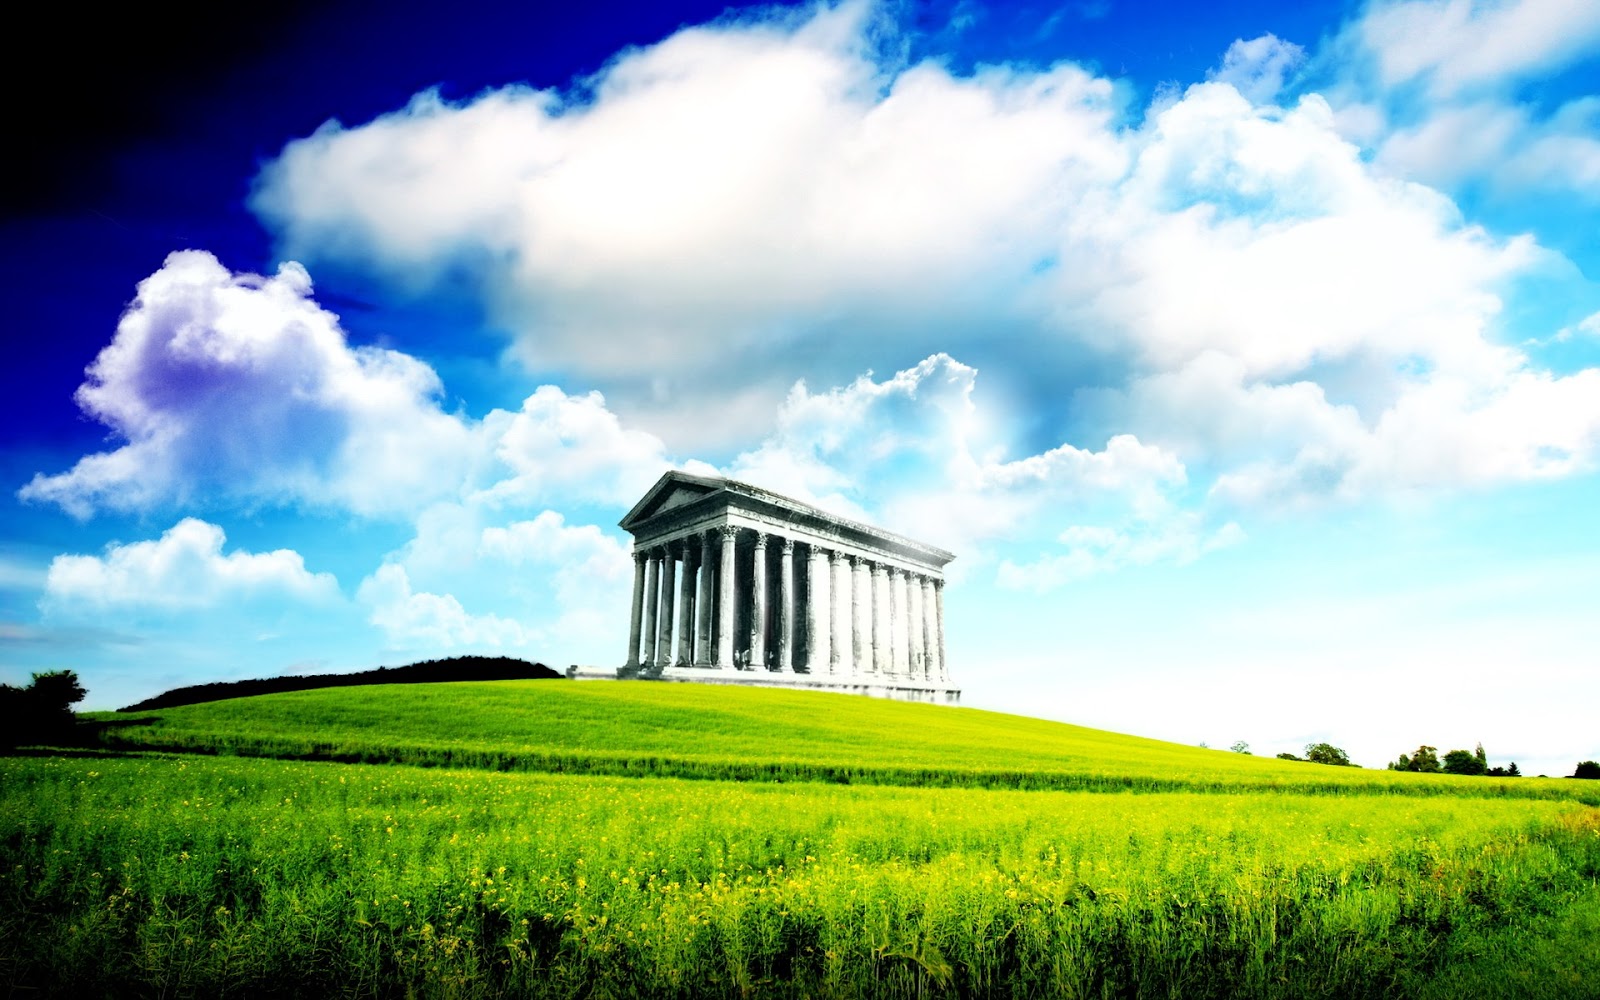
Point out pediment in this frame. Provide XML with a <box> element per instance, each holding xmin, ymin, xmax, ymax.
<box><xmin>619</xmin><ymin>471</ymin><xmax>728</xmax><ymax>531</ymax></box>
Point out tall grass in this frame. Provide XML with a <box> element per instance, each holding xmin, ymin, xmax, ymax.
<box><xmin>4</xmin><ymin>754</ymin><xmax>1598</xmax><ymax>998</ymax></box>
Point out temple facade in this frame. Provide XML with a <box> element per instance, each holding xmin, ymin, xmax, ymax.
<box><xmin>613</xmin><ymin>471</ymin><xmax>958</xmax><ymax>703</ymax></box>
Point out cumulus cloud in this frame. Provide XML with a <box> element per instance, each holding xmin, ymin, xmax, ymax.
<box><xmin>19</xmin><ymin>251</ymin><xmax>479</xmax><ymax>519</ymax></box>
<box><xmin>20</xmin><ymin>251</ymin><xmax>697</xmax><ymax>522</ymax></box>
<box><xmin>43</xmin><ymin>518</ymin><xmax>338</xmax><ymax>611</ymax></box>
<box><xmin>357</xmin><ymin>563</ymin><xmax>532</xmax><ymax>649</ymax></box>
<box><xmin>243</xmin><ymin>1</ymin><xmax>1600</xmax><ymax>515</ymax></box>
<box><xmin>474</xmin><ymin>386</ymin><xmax>676</xmax><ymax>509</ymax></box>
<box><xmin>1210</xmin><ymin>34</ymin><xmax>1306</xmax><ymax>104</ymax></box>
<box><xmin>724</xmin><ymin>354</ymin><xmax>1216</xmax><ymax>585</ymax></box>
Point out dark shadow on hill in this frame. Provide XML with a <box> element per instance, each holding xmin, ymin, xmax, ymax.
<box><xmin>119</xmin><ymin>656</ymin><xmax>560</xmax><ymax>711</ymax></box>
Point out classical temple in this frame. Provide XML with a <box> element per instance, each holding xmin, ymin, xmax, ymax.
<box><xmin>610</xmin><ymin>471</ymin><xmax>959</xmax><ymax>703</ymax></box>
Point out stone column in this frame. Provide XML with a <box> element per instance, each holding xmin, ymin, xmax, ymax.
<box><xmin>934</xmin><ymin>579</ymin><xmax>947</xmax><ymax>682</ymax></box>
<box><xmin>676</xmin><ymin>540</ymin><xmax>696</xmax><ymax>667</ymax></box>
<box><xmin>829</xmin><ymin>550</ymin><xmax>848</xmax><ymax>676</ymax></box>
<box><xmin>695</xmin><ymin>531</ymin><xmax>714</xmax><ymax>667</ymax></box>
<box><xmin>625</xmin><ymin>550</ymin><xmax>646</xmax><ymax>670</ymax></box>
<box><xmin>750</xmin><ymin>532</ymin><xmax>769</xmax><ymax>670</ymax></box>
<box><xmin>889</xmin><ymin>567</ymin><xmax>905</xmax><ymax>676</ymax></box>
<box><xmin>716</xmin><ymin>526</ymin><xmax>737</xmax><ymax>669</ymax></box>
<box><xmin>641</xmin><ymin>548</ymin><xmax>661</xmax><ymax>669</ymax></box>
<box><xmin>806</xmin><ymin>544</ymin><xmax>829</xmax><ymax>673</ymax></box>
<box><xmin>908</xmin><ymin>572</ymin><xmax>925</xmax><ymax>680</ymax></box>
<box><xmin>657</xmin><ymin>545</ymin><xmax>677</xmax><ymax>671</ymax></box>
<box><xmin>778</xmin><ymin>538</ymin><xmax>795</xmax><ymax>673</ymax></box>
<box><xmin>852</xmin><ymin>556</ymin><xmax>869</xmax><ymax>676</ymax></box>
<box><xmin>870</xmin><ymin>562</ymin><xmax>888</xmax><ymax>675</ymax></box>
<box><xmin>921</xmin><ymin>576</ymin><xmax>939</xmax><ymax>681</ymax></box>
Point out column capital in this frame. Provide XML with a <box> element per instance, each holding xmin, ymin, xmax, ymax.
<box><xmin>753</xmin><ymin>531</ymin><xmax>769</xmax><ymax>549</ymax></box>
<box><xmin>718</xmin><ymin>524</ymin><xmax>739</xmax><ymax>541</ymax></box>
<box><xmin>870</xmin><ymin>560</ymin><xmax>884</xmax><ymax>576</ymax></box>
<box><xmin>886</xmin><ymin>565</ymin><xmax>901</xmax><ymax>579</ymax></box>
<box><xmin>825</xmin><ymin>548</ymin><xmax>840</xmax><ymax>564</ymax></box>
<box><xmin>780</xmin><ymin>537</ymin><xmax>795</xmax><ymax>554</ymax></box>
<box><xmin>633</xmin><ymin>549</ymin><xmax>648</xmax><ymax>565</ymax></box>
<box><xmin>847</xmin><ymin>554</ymin><xmax>861</xmax><ymax>568</ymax></box>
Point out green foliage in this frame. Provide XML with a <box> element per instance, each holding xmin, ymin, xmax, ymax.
<box><xmin>1396</xmin><ymin>746</ymin><xmax>1442</xmax><ymax>773</ymax></box>
<box><xmin>1576</xmin><ymin>761</ymin><xmax>1600</xmax><ymax>780</ymax></box>
<box><xmin>3</xmin><ymin>754</ymin><xmax>1598</xmax><ymax>999</ymax></box>
<box><xmin>1276</xmin><ymin>752</ymin><xmax>1301</xmax><ymax>761</ymax></box>
<box><xmin>0</xmin><ymin>670</ymin><xmax>86</xmax><ymax>748</ymax></box>
<box><xmin>1443</xmin><ymin>748</ymin><xmax>1488</xmax><ymax>776</ymax></box>
<box><xmin>1302</xmin><ymin>742</ymin><xmax>1352</xmax><ymax>767</ymax></box>
<box><xmin>1229</xmin><ymin>741</ymin><xmax>1251</xmax><ymax>754</ymax></box>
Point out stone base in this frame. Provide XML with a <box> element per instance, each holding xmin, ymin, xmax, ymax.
<box><xmin>568</xmin><ymin>663</ymin><xmax>959</xmax><ymax>704</ymax></box>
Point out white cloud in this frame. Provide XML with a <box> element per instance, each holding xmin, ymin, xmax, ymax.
<box><xmin>996</xmin><ymin>517</ymin><xmax>1245</xmax><ymax>590</ymax></box>
<box><xmin>726</xmin><ymin>353</ymin><xmax>1211</xmax><ymax>584</ymax></box>
<box><xmin>474</xmin><ymin>386</ymin><xmax>675</xmax><ymax>509</ymax></box>
<box><xmin>19</xmin><ymin>251</ymin><xmax>479</xmax><ymax>519</ymax></box>
<box><xmin>356</xmin><ymin>563</ymin><xmax>531</xmax><ymax>650</ymax></box>
<box><xmin>1359</xmin><ymin>0</ymin><xmax>1600</xmax><ymax>97</ymax></box>
<box><xmin>244</xmin><ymin>3</ymin><xmax>1598</xmax><ymax>514</ymax></box>
<box><xmin>1210</xmin><ymin>34</ymin><xmax>1306</xmax><ymax>104</ymax></box>
<box><xmin>43</xmin><ymin>518</ymin><xmax>338</xmax><ymax>611</ymax></box>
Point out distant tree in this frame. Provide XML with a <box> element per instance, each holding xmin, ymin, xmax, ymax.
<box><xmin>1486</xmin><ymin>763</ymin><xmax>1522</xmax><ymax>778</ymax></box>
<box><xmin>1389</xmin><ymin>753</ymin><xmax>1411</xmax><ymax>771</ymax></box>
<box><xmin>0</xmin><ymin>670</ymin><xmax>87</xmax><ymax>748</ymax></box>
<box><xmin>1474</xmin><ymin>743</ymin><xmax>1487</xmax><ymax>774</ymax></box>
<box><xmin>1276</xmin><ymin>752</ymin><xmax>1301</xmax><ymax>761</ymax></box>
<box><xmin>1509</xmin><ymin>762</ymin><xmax>1521</xmax><ymax>777</ymax></box>
<box><xmin>1575</xmin><ymin>761</ymin><xmax>1600</xmax><ymax>780</ymax></box>
<box><xmin>1402</xmin><ymin>746</ymin><xmax>1441</xmax><ymax>773</ymax></box>
<box><xmin>1442</xmin><ymin>749</ymin><xmax>1486</xmax><ymax>775</ymax></box>
<box><xmin>1230</xmin><ymin>741</ymin><xmax>1251</xmax><ymax>755</ymax></box>
<box><xmin>1303</xmin><ymin>743</ymin><xmax>1353</xmax><ymax>767</ymax></box>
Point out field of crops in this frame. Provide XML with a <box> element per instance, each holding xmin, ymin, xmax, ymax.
<box><xmin>5</xmin><ymin>682</ymin><xmax>1598</xmax><ymax>997</ymax></box>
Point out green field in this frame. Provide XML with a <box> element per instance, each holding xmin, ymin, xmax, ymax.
<box><xmin>5</xmin><ymin>681</ymin><xmax>1599</xmax><ymax>997</ymax></box>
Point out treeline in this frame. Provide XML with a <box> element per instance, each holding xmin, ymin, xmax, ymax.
<box><xmin>1388</xmin><ymin>743</ymin><xmax>1520</xmax><ymax>776</ymax></box>
<box><xmin>0</xmin><ymin>671</ymin><xmax>86</xmax><ymax>748</ymax></box>
<box><xmin>119</xmin><ymin>656</ymin><xmax>561</xmax><ymax>712</ymax></box>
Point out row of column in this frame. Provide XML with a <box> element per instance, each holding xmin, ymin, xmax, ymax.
<box><xmin>624</xmin><ymin>526</ymin><xmax>948</xmax><ymax>683</ymax></box>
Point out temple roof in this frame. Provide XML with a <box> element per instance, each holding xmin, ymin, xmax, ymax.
<box><xmin>619</xmin><ymin>470</ymin><xmax>955</xmax><ymax>567</ymax></box>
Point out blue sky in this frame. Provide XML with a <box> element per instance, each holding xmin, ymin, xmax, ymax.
<box><xmin>4</xmin><ymin>0</ymin><xmax>1598</xmax><ymax>776</ymax></box>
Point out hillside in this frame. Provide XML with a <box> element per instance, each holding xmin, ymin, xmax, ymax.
<box><xmin>90</xmin><ymin>680</ymin><xmax>1596</xmax><ymax>803</ymax></box>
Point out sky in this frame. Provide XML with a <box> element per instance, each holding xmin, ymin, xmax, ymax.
<box><xmin>3</xmin><ymin>0</ymin><xmax>1598</xmax><ymax>776</ymax></box>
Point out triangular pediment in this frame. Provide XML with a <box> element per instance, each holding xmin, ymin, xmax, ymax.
<box><xmin>619</xmin><ymin>471</ymin><xmax>728</xmax><ymax>531</ymax></box>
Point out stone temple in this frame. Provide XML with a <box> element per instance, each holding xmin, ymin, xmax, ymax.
<box><xmin>612</xmin><ymin>470</ymin><xmax>958</xmax><ymax>703</ymax></box>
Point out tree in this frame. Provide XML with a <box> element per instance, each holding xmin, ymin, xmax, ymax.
<box><xmin>1575</xmin><ymin>761</ymin><xmax>1600</xmax><ymax>780</ymax></box>
<box><xmin>1276</xmin><ymin>752</ymin><xmax>1301</xmax><ymax>761</ymax></box>
<box><xmin>1442</xmin><ymin>748</ymin><xmax>1486</xmax><ymax>775</ymax></box>
<box><xmin>0</xmin><ymin>670</ymin><xmax>87</xmax><ymax>748</ymax></box>
<box><xmin>1487</xmin><ymin>762</ymin><xmax>1522</xmax><ymax>778</ymax></box>
<box><xmin>1389</xmin><ymin>753</ymin><xmax>1411</xmax><ymax>771</ymax></box>
<box><xmin>1230</xmin><ymin>741</ymin><xmax>1251</xmax><ymax>755</ymax></box>
<box><xmin>1474</xmin><ymin>743</ymin><xmax>1487</xmax><ymax>774</ymax></box>
<box><xmin>1402</xmin><ymin>746</ymin><xmax>1441</xmax><ymax>773</ymax></box>
<box><xmin>1303</xmin><ymin>743</ymin><xmax>1353</xmax><ymax>767</ymax></box>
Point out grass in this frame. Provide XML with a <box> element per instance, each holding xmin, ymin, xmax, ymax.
<box><xmin>84</xmin><ymin>680</ymin><xmax>1597</xmax><ymax>802</ymax></box>
<box><xmin>4</xmin><ymin>680</ymin><xmax>1594</xmax><ymax>997</ymax></box>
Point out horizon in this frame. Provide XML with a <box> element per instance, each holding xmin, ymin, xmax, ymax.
<box><xmin>3</xmin><ymin>0</ymin><xmax>1598</xmax><ymax>778</ymax></box>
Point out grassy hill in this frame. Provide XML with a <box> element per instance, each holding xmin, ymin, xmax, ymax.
<box><xmin>10</xmin><ymin>680</ymin><xmax>1595</xmax><ymax>997</ymax></box>
<box><xmin>88</xmin><ymin>680</ymin><xmax>1593</xmax><ymax>803</ymax></box>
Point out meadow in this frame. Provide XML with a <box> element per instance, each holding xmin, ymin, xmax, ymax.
<box><xmin>85</xmin><ymin>681</ymin><xmax>1598</xmax><ymax>802</ymax></box>
<box><xmin>3</xmin><ymin>682</ymin><xmax>1597</xmax><ymax>997</ymax></box>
